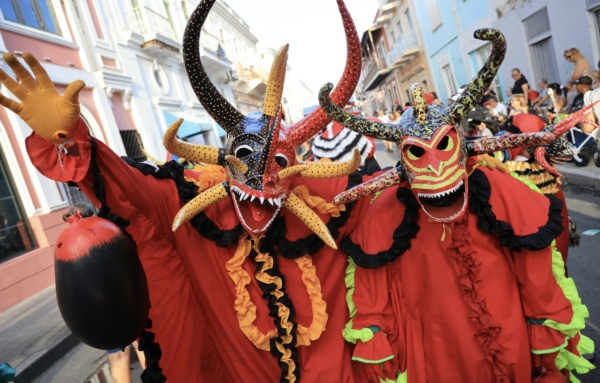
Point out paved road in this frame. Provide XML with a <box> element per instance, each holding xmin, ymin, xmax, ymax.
<box><xmin>374</xmin><ymin>141</ymin><xmax>600</xmax><ymax>382</ymax></box>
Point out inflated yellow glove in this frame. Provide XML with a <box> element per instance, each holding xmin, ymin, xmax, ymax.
<box><xmin>0</xmin><ymin>52</ymin><xmax>85</xmax><ymax>144</ymax></box>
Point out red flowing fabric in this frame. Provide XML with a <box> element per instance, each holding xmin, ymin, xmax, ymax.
<box><xmin>26</xmin><ymin>119</ymin><xmax>371</xmax><ymax>382</ymax></box>
<box><xmin>349</xmin><ymin>169</ymin><xmax>574</xmax><ymax>383</ymax></box>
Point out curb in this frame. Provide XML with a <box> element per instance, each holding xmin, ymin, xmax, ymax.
<box><xmin>15</xmin><ymin>334</ymin><xmax>80</xmax><ymax>383</ymax></box>
<box><xmin>561</xmin><ymin>166</ymin><xmax>600</xmax><ymax>192</ymax></box>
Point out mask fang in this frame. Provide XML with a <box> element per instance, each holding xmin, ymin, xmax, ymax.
<box><xmin>411</xmin><ymin>84</ymin><xmax>428</xmax><ymax>125</ymax></box>
<box><xmin>164</xmin><ymin>119</ymin><xmax>224</xmax><ymax>165</ymax></box>
<box><xmin>225</xmin><ymin>155</ymin><xmax>249</xmax><ymax>174</ymax></box>
<box><xmin>300</xmin><ymin>148</ymin><xmax>362</xmax><ymax>179</ymax></box>
<box><xmin>284</xmin><ymin>192</ymin><xmax>337</xmax><ymax>249</ymax></box>
<box><xmin>279</xmin><ymin>165</ymin><xmax>309</xmax><ymax>180</ymax></box>
<box><xmin>172</xmin><ymin>182</ymin><xmax>230</xmax><ymax>231</ymax></box>
<box><xmin>333</xmin><ymin>166</ymin><xmax>405</xmax><ymax>206</ymax></box>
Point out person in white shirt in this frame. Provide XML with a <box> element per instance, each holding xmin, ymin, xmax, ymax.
<box><xmin>378</xmin><ymin>110</ymin><xmax>391</xmax><ymax>124</ymax></box>
<box><xmin>485</xmin><ymin>96</ymin><xmax>507</xmax><ymax>119</ymax></box>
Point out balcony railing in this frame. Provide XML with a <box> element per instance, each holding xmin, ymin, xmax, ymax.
<box><xmin>201</xmin><ymin>32</ymin><xmax>224</xmax><ymax>54</ymax></box>
<box><xmin>127</xmin><ymin>6</ymin><xmax>176</xmax><ymax>43</ymax></box>
<box><xmin>388</xmin><ymin>30</ymin><xmax>420</xmax><ymax>64</ymax></box>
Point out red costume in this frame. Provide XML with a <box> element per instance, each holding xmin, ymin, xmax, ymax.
<box><xmin>317</xmin><ymin>29</ymin><xmax>596</xmax><ymax>382</ymax></box>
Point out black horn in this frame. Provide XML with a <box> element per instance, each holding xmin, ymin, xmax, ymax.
<box><xmin>448</xmin><ymin>29</ymin><xmax>507</xmax><ymax>124</ymax></box>
<box><xmin>183</xmin><ymin>0</ymin><xmax>245</xmax><ymax>132</ymax></box>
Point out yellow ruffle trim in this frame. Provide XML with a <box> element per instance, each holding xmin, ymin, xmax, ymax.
<box><xmin>292</xmin><ymin>185</ymin><xmax>346</xmax><ymax>217</ymax></box>
<box><xmin>225</xmin><ymin>233</ymin><xmax>328</xmax><ymax>351</ymax></box>
<box><xmin>505</xmin><ymin>161</ymin><xmax>561</xmax><ymax>194</ymax></box>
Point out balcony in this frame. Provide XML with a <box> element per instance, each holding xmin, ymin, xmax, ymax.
<box><xmin>233</xmin><ymin>63</ymin><xmax>270</xmax><ymax>98</ymax></box>
<box><xmin>200</xmin><ymin>32</ymin><xmax>232</xmax><ymax>80</ymax></box>
<box><xmin>362</xmin><ymin>58</ymin><xmax>392</xmax><ymax>92</ymax></box>
<box><xmin>381</xmin><ymin>1</ymin><xmax>400</xmax><ymax>15</ymax></box>
<box><xmin>127</xmin><ymin>6</ymin><xmax>181</xmax><ymax>55</ymax></box>
<box><xmin>387</xmin><ymin>30</ymin><xmax>420</xmax><ymax>67</ymax></box>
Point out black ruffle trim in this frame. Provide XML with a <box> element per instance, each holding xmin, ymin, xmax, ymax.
<box><xmin>265</xmin><ymin>170</ymin><xmax>364</xmax><ymax>260</ymax></box>
<box><xmin>139</xmin><ymin>319</ymin><xmax>166</xmax><ymax>383</ymax></box>
<box><xmin>341</xmin><ymin>187</ymin><xmax>421</xmax><ymax>269</ymax></box>
<box><xmin>255</xmin><ymin>239</ymin><xmax>300</xmax><ymax>383</ymax></box>
<box><xmin>126</xmin><ymin>159</ymin><xmax>244</xmax><ymax>247</ymax></box>
<box><xmin>468</xmin><ymin>168</ymin><xmax>564</xmax><ymax>252</ymax></box>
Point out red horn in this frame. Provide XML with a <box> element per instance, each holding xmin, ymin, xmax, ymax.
<box><xmin>552</xmin><ymin>101</ymin><xmax>600</xmax><ymax>137</ymax></box>
<box><xmin>289</xmin><ymin>0</ymin><xmax>362</xmax><ymax>146</ymax></box>
<box><xmin>534</xmin><ymin>147</ymin><xmax>562</xmax><ymax>178</ymax></box>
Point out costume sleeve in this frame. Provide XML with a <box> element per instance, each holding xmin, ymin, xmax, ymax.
<box><xmin>343</xmin><ymin>258</ymin><xmax>400</xmax><ymax>382</ymax></box>
<box><xmin>25</xmin><ymin>118</ymin><xmax>179</xmax><ymax>237</ymax></box>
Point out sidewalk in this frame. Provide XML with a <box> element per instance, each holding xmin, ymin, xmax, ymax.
<box><xmin>0</xmin><ymin>286</ymin><xmax>80</xmax><ymax>382</ymax></box>
<box><xmin>561</xmin><ymin>161</ymin><xmax>600</xmax><ymax>192</ymax></box>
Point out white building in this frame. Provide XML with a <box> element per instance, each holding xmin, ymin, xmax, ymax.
<box><xmin>0</xmin><ymin>0</ymin><xmax>313</xmax><ymax>314</ymax></box>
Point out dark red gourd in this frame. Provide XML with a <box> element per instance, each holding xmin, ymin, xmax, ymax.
<box><xmin>54</xmin><ymin>212</ymin><xmax>149</xmax><ymax>350</ymax></box>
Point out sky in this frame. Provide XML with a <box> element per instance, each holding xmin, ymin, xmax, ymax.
<box><xmin>222</xmin><ymin>0</ymin><xmax>379</xmax><ymax>94</ymax></box>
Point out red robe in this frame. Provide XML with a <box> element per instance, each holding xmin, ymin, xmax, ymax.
<box><xmin>26</xmin><ymin>119</ymin><xmax>371</xmax><ymax>382</ymax></box>
<box><xmin>342</xmin><ymin>167</ymin><xmax>590</xmax><ymax>382</ymax></box>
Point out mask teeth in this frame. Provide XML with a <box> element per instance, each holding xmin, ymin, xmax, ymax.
<box><xmin>417</xmin><ymin>180</ymin><xmax>464</xmax><ymax>199</ymax></box>
<box><xmin>230</xmin><ymin>186</ymin><xmax>288</xmax><ymax>206</ymax></box>
<box><xmin>421</xmin><ymin>190</ymin><xmax>468</xmax><ymax>222</ymax></box>
<box><xmin>231</xmin><ymin>189</ymin><xmax>285</xmax><ymax>234</ymax></box>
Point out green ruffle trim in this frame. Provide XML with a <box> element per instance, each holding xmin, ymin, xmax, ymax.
<box><xmin>378</xmin><ymin>370</ymin><xmax>407</xmax><ymax>383</ymax></box>
<box><xmin>353</xmin><ymin>355</ymin><xmax>394</xmax><ymax>364</ymax></box>
<box><xmin>531</xmin><ymin>335</ymin><xmax>569</xmax><ymax>354</ymax></box>
<box><xmin>342</xmin><ymin>257</ymin><xmax>362</xmax><ymax>344</ymax></box>
<box><xmin>511</xmin><ymin>172</ymin><xmax>595</xmax><ymax>376</ymax></box>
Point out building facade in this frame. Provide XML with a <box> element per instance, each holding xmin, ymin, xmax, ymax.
<box><xmin>357</xmin><ymin>0</ymin><xmax>435</xmax><ymax>117</ymax></box>
<box><xmin>413</xmin><ymin>0</ymin><xmax>600</xmax><ymax>106</ymax></box>
<box><xmin>0</xmin><ymin>0</ymin><xmax>312</xmax><ymax>313</ymax></box>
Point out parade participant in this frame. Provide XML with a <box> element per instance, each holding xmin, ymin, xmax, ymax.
<box><xmin>312</xmin><ymin>103</ymin><xmax>379</xmax><ymax>168</ymax></box>
<box><xmin>503</xmin><ymin>114</ymin><xmax>578</xmax><ymax>271</ymax></box>
<box><xmin>318</xmin><ymin>29</ymin><xmax>595</xmax><ymax>383</ymax></box>
<box><xmin>0</xmin><ymin>0</ymin><xmax>369</xmax><ymax>381</ymax></box>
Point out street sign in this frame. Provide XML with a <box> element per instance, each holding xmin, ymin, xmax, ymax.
<box><xmin>374</xmin><ymin>90</ymin><xmax>385</xmax><ymax>103</ymax></box>
<box><xmin>363</xmin><ymin>101</ymin><xmax>369</xmax><ymax>110</ymax></box>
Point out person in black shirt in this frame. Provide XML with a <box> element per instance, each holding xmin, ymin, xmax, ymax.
<box><xmin>569</xmin><ymin>76</ymin><xmax>593</xmax><ymax>113</ymax></box>
<box><xmin>507</xmin><ymin>69</ymin><xmax>530</xmax><ymax>101</ymax></box>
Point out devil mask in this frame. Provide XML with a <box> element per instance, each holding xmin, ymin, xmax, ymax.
<box><xmin>164</xmin><ymin>0</ymin><xmax>361</xmax><ymax>247</ymax></box>
<box><xmin>318</xmin><ymin>28</ymin><xmax>600</xmax><ymax>223</ymax></box>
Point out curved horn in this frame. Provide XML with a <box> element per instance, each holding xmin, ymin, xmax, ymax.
<box><xmin>172</xmin><ymin>182</ymin><xmax>230</xmax><ymax>231</ymax></box>
<box><xmin>225</xmin><ymin>155</ymin><xmax>248</xmax><ymax>174</ymax></box>
<box><xmin>288</xmin><ymin>0</ymin><xmax>362</xmax><ymax>145</ymax></box>
<box><xmin>284</xmin><ymin>192</ymin><xmax>337</xmax><ymax>249</ymax></box>
<box><xmin>300</xmin><ymin>148</ymin><xmax>362</xmax><ymax>179</ymax></box>
<box><xmin>318</xmin><ymin>83</ymin><xmax>403</xmax><ymax>141</ymax></box>
<box><xmin>184</xmin><ymin>0</ymin><xmax>245</xmax><ymax>132</ymax></box>
<box><xmin>534</xmin><ymin>147</ymin><xmax>562</xmax><ymax>178</ymax></box>
<box><xmin>448</xmin><ymin>29</ymin><xmax>507</xmax><ymax>124</ymax></box>
<box><xmin>164</xmin><ymin>119</ymin><xmax>224</xmax><ymax>165</ymax></box>
<box><xmin>333</xmin><ymin>167</ymin><xmax>405</xmax><ymax>206</ymax></box>
<box><xmin>411</xmin><ymin>84</ymin><xmax>428</xmax><ymax>125</ymax></box>
<box><xmin>264</xmin><ymin>45</ymin><xmax>289</xmax><ymax>117</ymax></box>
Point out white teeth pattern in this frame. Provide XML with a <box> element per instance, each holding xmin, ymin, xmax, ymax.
<box><xmin>250</xmin><ymin>195</ymin><xmax>256</xmax><ymax>202</ymax></box>
<box><xmin>230</xmin><ymin>188</ymin><xmax>284</xmax><ymax>235</ymax></box>
<box><xmin>417</xmin><ymin>181</ymin><xmax>464</xmax><ymax>199</ymax></box>
<box><xmin>260</xmin><ymin>197</ymin><xmax>265</xmax><ymax>204</ymax></box>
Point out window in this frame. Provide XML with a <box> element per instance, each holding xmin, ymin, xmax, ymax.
<box><xmin>424</xmin><ymin>0</ymin><xmax>442</xmax><ymax>31</ymax></box>
<box><xmin>0</xmin><ymin>0</ymin><xmax>61</xmax><ymax>34</ymax></box>
<box><xmin>163</xmin><ymin>0</ymin><xmax>174</xmax><ymax>31</ymax></box>
<box><xmin>392</xmin><ymin>83</ymin><xmax>400</xmax><ymax>103</ymax></box>
<box><xmin>523</xmin><ymin>7</ymin><xmax>550</xmax><ymax>42</ymax></box>
<box><xmin>0</xmin><ymin>148</ymin><xmax>36</xmax><ymax>263</ymax></box>
<box><xmin>529</xmin><ymin>37</ymin><xmax>559</xmax><ymax>84</ymax></box>
<box><xmin>405</xmin><ymin>9</ymin><xmax>415</xmax><ymax>32</ymax></box>
<box><xmin>397</xmin><ymin>21</ymin><xmax>403</xmax><ymax>34</ymax></box>
<box><xmin>119</xmin><ymin>130</ymin><xmax>147</xmax><ymax>163</ymax></box>
<box><xmin>442</xmin><ymin>64</ymin><xmax>458</xmax><ymax>96</ymax></box>
<box><xmin>181</xmin><ymin>1</ymin><xmax>189</xmax><ymax>18</ymax></box>
<box><xmin>391</xmin><ymin>30</ymin><xmax>396</xmax><ymax>43</ymax></box>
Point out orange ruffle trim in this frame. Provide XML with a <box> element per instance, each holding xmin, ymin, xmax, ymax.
<box><xmin>184</xmin><ymin>164</ymin><xmax>228</xmax><ymax>193</ymax></box>
<box><xmin>292</xmin><ymin>185</ymin><xmax>346</xmax><ymax>217</ymax></box>
<box><xmin>225</xmin><ymin>233</ymin><xmax>328</xmax><ymax>351</ymax></box>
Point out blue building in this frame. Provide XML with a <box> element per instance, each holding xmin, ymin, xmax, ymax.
<box><xmin>412</xmin><ymin>0</ymin><xmax>507</xmax><ymax>105</ymax></box>
<box><xmin>413</xmin><ymin>0</ymin><xmax>600</xmax><ymax>107</ymax></box>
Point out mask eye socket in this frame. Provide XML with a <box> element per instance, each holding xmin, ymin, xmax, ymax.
<box><xmin>408</xmin><ymin>145</ymin><xmax>426</xmax><ymax>159</ymax></box>
<box><xmin>235</xmin><ymin>145</ymin><xmax>254</xmax><ymax>158</ymax></box>
<box><xmin>437</xmin><ymin>136</ymin><xmax>454</xmax><ymax>151</ymax></box>
<box><xmin>275</xmin><ymin>154</ymin><xmax>289</xmax><ymax>168</ymax></box>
